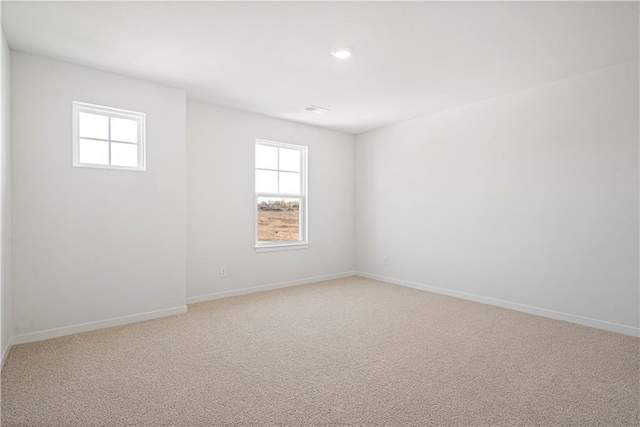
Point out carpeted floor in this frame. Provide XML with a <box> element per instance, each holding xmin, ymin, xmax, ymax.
<box><xmin>1</xmin><ymin>276</ymin><xmax>639</xmax><ymax>426</ymax></box>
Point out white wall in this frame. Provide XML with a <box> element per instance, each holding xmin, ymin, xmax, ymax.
<box><xmin>355</xmin><ymin>60</ymin><xmax>639</xmax><ymax>335</ymax></box>
<box><xmin>1</xmin><ymin>29</ymin><xmax>12</xmax><ymax>359</ymax></box>
<box><xmin>11</xmin><ymin>52</ymin><xmax>187</xmax><ymax>339</ymax></box>
<box><xmin>187</xmin><ymin>101</ymin><xmax>354</xmax><ymax>300</ymax></box>
<box><xmin>6</xmin><ymin>49</ymin><xmax>636</xmax><ymax>340</ymax></box>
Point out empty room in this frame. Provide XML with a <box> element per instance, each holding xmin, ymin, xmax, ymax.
<box><xmin>0</xmin><ymin>1</ymin><xmax>638</xmax><ymax>425</ymax></box>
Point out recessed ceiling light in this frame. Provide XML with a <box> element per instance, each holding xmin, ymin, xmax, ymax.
<box><xmin>305</xmin><ymin>105</ymin><xmax>330</xmax><ymax>114</ymax></box>
<box><xmin>331</xmin><ymin>47</ymin><xmax>353</xmax><ymax>59</ymax></box>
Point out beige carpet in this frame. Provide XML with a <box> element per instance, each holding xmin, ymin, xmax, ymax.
<box><xmin>1</xmin><ymin>276</ymin><xmax>639</xmax><ymax>426</ymax></box>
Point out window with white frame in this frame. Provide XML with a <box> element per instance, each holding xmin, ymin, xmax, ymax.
<box><xmin>255</xmin><ymin>140</ymin><xmax>308</xmax><ymax>251</ymax></box>
<box><xmin>72</xmin><ymin>102</ymin><xmax>146</xmax><ymax>171</ymax></box>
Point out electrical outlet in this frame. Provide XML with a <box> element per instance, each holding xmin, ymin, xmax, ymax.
<box><xmin>220</xmin><ymin>267</ymin><xmax>227</xmax><ymax>278</ymax></box>
<box><xmin>383</xmin><ymin>256</ymin><xmax>389</xmax><ymax>266</ymax></box>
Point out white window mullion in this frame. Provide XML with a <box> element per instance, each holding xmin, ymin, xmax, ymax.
<box><xmin>276</xmin><ymin>148</ymin><xmax>280</xmax><ymax>194</ymax></box>
<box><xmin>107</xmin><ymin>116</ymin><xmax>112</xmax><ymax>166</ymax></box>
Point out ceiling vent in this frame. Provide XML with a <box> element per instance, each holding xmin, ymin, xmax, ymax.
<box><xmin>304</xmin><ymin>105</ymin><xmax>330</xmax><ymax>114</ymax></box>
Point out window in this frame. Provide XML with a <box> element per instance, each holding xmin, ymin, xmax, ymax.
<box><xmin>72</xmin><ymin>102</ymin><xmax>145</xmax><ymax>171</ymax></box>
<box><xmin>255</xmin><ymin>140</ymin><xmax>308</xmax><ymax>252</ymax></box>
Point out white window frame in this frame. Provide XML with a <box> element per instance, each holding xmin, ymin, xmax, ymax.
<box><xmin>255</xmin><ymin>139</ymin><xmax>308</xmax><ymax>252</ymax></box>
<box><xmin>72</xmin><ymin>101</ymin><xmax>146</xmax><ymax>171</ymax></box>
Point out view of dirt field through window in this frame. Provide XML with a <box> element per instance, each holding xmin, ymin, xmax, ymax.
<box><xmin>257</xmin><ymin>199</ymin><xmax>300</xmax><ymax>241</ymax></box>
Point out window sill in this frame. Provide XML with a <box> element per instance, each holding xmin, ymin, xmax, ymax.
<box><xmin>255</xmin><ymin>243</ymin><xmax>309</xmax><ymax>253</ymax></box>
<box><xmin>73</xmin><ymin>163</ymin><xmax>146</xmax><ymax>172</ymax></box>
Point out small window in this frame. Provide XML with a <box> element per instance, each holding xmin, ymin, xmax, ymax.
<box><xmin>255</xmin><ymin>140</ymin><xmax>308</xmax><ymax>252</ymax></box>
<box><xmin>72</xmin><ymin>102</ymin><xmax>145</xmax><ymax>171</ymax></box>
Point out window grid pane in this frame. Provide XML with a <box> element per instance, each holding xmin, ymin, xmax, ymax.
<box><xmin>79</xmin><ymin>138</ymin><xmax>109</xmax><ymax>165</ymax></box>
<box><xmin>279</xmin><ymin>148</ymin><xmax>300</xmax><ymax>172</ymax></box>
<box><xmin>256</xmin><ymin>145</ymin><xmax>278</xmax><ymax>170</ymax></box>
<box><xmin>74</xmin><ymin>102</ymin><xmax>144</xmax><ymax>170</ymax></box>
<box><xmin>111</xmin><ymin>142</ymin><xmax>138</xmax><ymax>168</ymax></box>
<box><xmin>78</xmin><ymin>112</ymin><xmax>109</xmax><ymax>140</ymax></box>
<box><xmin>279</xmin><ymin>171</ymin><xmax>301</xmax><ymax>195</ymax></box>
<box><xmin>255</xmin><ymin>145</ymin><xmax>303</xmax><ymax>194</ymax></box>
<box><xmin>256</xmin><ymin>169</ymin><xmax>278</xmax><ymax>193</ymax></box>
<box><xmin>110</xmin><ymin>117</ymin><xmax>138</xmax><ymax>144</ymax></box>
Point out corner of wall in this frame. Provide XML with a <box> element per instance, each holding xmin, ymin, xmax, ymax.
<box><xmin>0</xmin><ymin>25</ymin><xmax>13</xmax><ymax>368</ymax></box>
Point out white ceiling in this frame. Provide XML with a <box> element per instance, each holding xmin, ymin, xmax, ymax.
<box><xmin>3</xmin><ymin>1</ymin><xmax>639</xmax><ymax>134</ymax></box>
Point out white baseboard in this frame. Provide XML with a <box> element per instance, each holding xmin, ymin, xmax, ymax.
<box><xmin>187</xmin><ymin>271</ymin><xmax>357</xmax><ymax>304</ymax></box>
<box><xmin>356</xmin><ymin>271</ymin><xmax>640</xmax><ymax>337</ymax></box>
<box><xmin>12</xmin><ymin>305</ymin><xmax>188</xmax><ymax>345</ymax></box>
<box><xmin>10</xmin><ymin>272</ymin><xmax>356</xmax><ymax>347</ymax></box>
<box><xmin>1</xmin><ymin>335</ymin><xmax>13</xmax><ymax>370</ymax></box>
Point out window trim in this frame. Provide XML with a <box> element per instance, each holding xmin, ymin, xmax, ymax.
<box><xmin>254</xmin><ymin>139</ymin><xmax>308</xmax><ymax>252</ymax></box>
<box><xmin>72</xmin><ymin>101</ymin><xmax>146</xmax><ymax>171</ymax></box>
